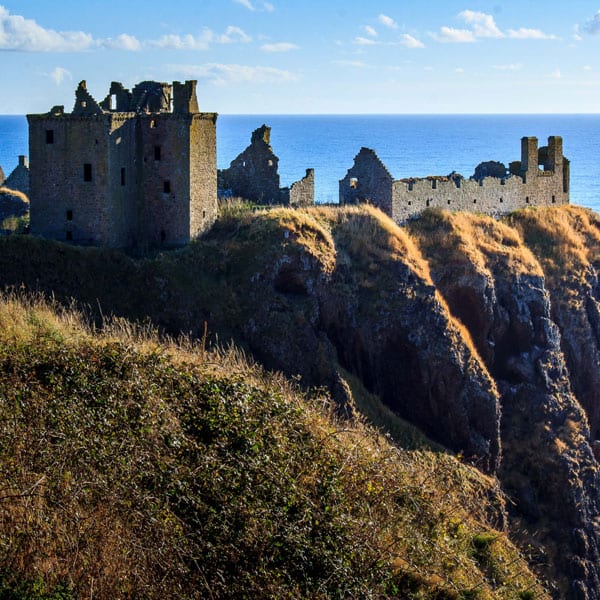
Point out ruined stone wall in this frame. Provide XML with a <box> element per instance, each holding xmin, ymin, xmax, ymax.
<box><xmin>4</xmin><ymin>156</ymin><xmax>30</xmax><ymax>197</ymax></box>
<box><xmin>391</xmin><ymin>172</ymin><xmax>568</xmax><ymax>222</ymax></box>
<box><xmin>287</xmin><ymin>169</ymin><xmax>314</xmax><ymax>207</ymax></box>
<box><xmin>189</xmin><ymin>114</ymin><xmax>218</xmax><ymax>239</ymax></box>
<box><xmin>28</xmin><ymin>114</ymin><xmax>113</xmax><ymax>245</ymax></box>
<box><xmin>340</xmin><ymin>137</ymin><xmax>569</xmax><ymax>224</ymax></box>
<box><xmin>0</xmin><ymin>165</ymin><xmax>5</xmax><ymax>186</ymax></box>
<box><xmin>339</xmin><ymin>148</ymin><xmax>393</xmax><ymax>214</ymax></box>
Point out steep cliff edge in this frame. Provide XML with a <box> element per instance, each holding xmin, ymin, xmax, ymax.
<box><xmin>0</xmin><ymin>205</ymin><xmax>599</xmax><ymax>597</ymax></box>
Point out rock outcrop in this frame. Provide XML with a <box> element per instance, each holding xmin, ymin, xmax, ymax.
<box><xmin>0</xmin><ymin>204</ymin><xmax>600</xmax><ymax>598</ymax></box>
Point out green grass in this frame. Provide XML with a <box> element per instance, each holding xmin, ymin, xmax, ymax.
<box><xmin>0</xmin><ymin>293</ymin><xmax>548</xmax><ymax>598</ymax></box>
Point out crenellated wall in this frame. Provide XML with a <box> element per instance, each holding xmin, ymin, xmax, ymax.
<box><xmin>340</xmin><ymin>137</ymin><xmax>569</xmax><ymax>223</ymax></box>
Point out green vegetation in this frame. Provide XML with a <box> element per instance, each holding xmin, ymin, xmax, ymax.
<box><xmin>0</xmin><ymin>293</ymin><xmax>547</xmax><ymax>598</ymax></box>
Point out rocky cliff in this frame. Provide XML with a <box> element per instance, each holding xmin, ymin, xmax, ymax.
<box><xmin>0</xmin><ymin>204</ymin><xmax>599</xmax><ymax>598</ymax></box>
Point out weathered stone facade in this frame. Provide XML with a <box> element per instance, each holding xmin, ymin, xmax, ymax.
<box><xmin>27</xmin><ymin>80</ymin><xmax>217</xmax><ymax>248</ymax></box>
<box><xmin>340</xmin><ymin>137</ymin><xmax>569</xmax><ymax>222</ymax></box>
<box><xmin>3</xmin><ymin>156</ymin><xmax>30</xmax><ymax>197</ymax></box>
<box><xmin>218</xmin><ymin>125</ymin><xmax>314</xmax><ymax>206</ymax></box>
<box><xmin>0</xmin><ymin>165</ymin><xmax>5</xmax><ymax>186</ymax></box>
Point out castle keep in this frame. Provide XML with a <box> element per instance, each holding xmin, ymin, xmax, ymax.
<box><xmin>340</xmin><ymin>136</ymin><xmax>569</xmax><ymax>222</ymax></box>
<box><xmin>27</xmin><ymin>80</ymin><xmax>217</xmax><ymax>247</ymax></box>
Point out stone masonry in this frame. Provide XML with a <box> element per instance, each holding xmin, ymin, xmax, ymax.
<box><xmin>3</xmin><ymin>156</ymin><xmax>30</xmax><ymax>197</ymax></box>
<box><xmin>340</xmin><ymin>136</ymin><xmax>569</xmax><ymax>222</ymax></box>
<box><xmin>27</xmin><ymin>80</ymin><xmax>217</xmax><ymax>248</ymax></box>
<box><xmin>218</xmin><ymin>124</ymin><xmax>314</xmax><ymax>206</ymax></box>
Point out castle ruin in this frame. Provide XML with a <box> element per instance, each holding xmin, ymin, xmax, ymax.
<box><xmin>340</xmin><ymin>136</ymin><xmax>569</xmax><ymax>222</ymax></box>
<box><xmin>27</xmin><ymin>80</ymin><xmax>217</xmax><ymax>248</ymax></box>
<box><xmin>218</xmin><ymin>125</ymin><xmax>314</xmax><ymax>207</ymax></box>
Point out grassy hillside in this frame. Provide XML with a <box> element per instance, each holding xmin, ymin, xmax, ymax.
<box><xmin>0</xmin><ymin>293</ymin><xmax>546</xmax><ymax>599</ymax></box>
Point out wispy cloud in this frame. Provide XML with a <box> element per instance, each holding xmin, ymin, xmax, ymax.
<box><xmin>48</xmin><ymin>66</ymin><xmax>72</xmax><ymax>85</ymax></box>
<box><xmin>582</xmin><ymin>10</ymin><xmax>600</xmax><ymax>34</ymax></box>
<box><xmin>103</xmin><ymin>34</ymin><xmax>142</xmax><ymax>51</ymax></box>
<box><xmin>354</xmin><ymin>36</ymin><xmax>378</xmax><ymax>46</ymax></box>
<box><xmin>378</xmin><ymin>14</ymin><xmax>398</xmax><ymax>29</ymax></box>
<box><xmin>152</xmin><ymin>26</ymin><xmax>251</xmax><ymax>50</ymax></box>
<box><xmin>399</xmin><ymin>34</ymin><xmax>425</xmax><ymax>49</ymax></box>
<box><xmin>332</xmin><ymin>60</ymin><xmax>367</xmax><ymax>68</ymax></box>
<box><xmin>549</xmin><ymin>68</ymin><xmax>562</xmax><ymax>79</ymax></box>
<box><xmin>364</xmin><ymin>25</ymin><xmax>377</xmax><ymax>37</ymax></box>
<box><xmin>506</xmin><ymin>28</ymin><xmax>557</xmax><ymax>40</ymax></box>
<box><xmin>493</xmin><ymin>63</ymin><xmax>522</xmax><ymax>71</ymax></box>
<box><xmin>232</xmin><ymin>0</ymin><xmax>274</xmax><ymax>12</ymax></box>
<box><xmin>261</xmin><ymin>42</ymin><xmax>299</xmax><ymax>52</ymax></box>
<box><xmin>431</xmin><ymin>27</ymin><xmax>476</xmax><ymax>43</ymax></box>
<box><xmin>170</xmin><ymin>63</ymin><xmax>298</xmax><ymax>85</ymax></box>
<box><xmin>432</xmin><ymin>11</ymin><xmax>556</xmax><ymax>44</ymax></box>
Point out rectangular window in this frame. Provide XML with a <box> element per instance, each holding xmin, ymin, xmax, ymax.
<box><xmin>66</xmin><ymin>231</ymin><xmax>73</xmax><ymax>241</ymax></box>
<box><xmin>83</xmin><ymin>163</ymin><xmax>93</xmax><ymax>182</ymax></box>
<box><xmin>121</xmin><ymin>167</ymin><xmax>126</xmax><ymax>186</ymax></box>
<box><xmin>163</xmin><ymin>180</ymin><xmax>171</xmax><ymax>194</ymax></box>
<box><xmin>66</xmin><ymin>210</ymin><xmax>73</xmax><ymax>221</ymax></box>
<box><xmin>46</xmin><ymin>130</ymin><xmax>54</xmax><ymax>144</ymax></box>
<box><xmin>154</xmin><ymin>146</ymin><xmax>161</xmax><ymax>161</ymax></box>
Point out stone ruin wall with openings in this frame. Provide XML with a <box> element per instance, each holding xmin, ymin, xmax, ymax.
<box><xmin>340</xmin><ymin>136</ymin><xmax>569</xmax><ymax>224</ymax></box>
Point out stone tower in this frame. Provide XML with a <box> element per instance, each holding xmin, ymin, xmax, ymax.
<box><xmin>27</xmin><ymin>80</ymin><xmax>218</xmax><ymax>248</ymax></box>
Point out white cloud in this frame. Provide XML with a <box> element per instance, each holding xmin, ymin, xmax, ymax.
<box><xmin>433</xmin><ymin>11</ymin><xmax>557</xmax><ymax>44</ymax></box>
<box><xmin>493</xmin><ymin>63</ymin><xmax>522</xmax><ymax>71</ymax></box>
<box><xmin>102</xmin><ymin>34</ymin><xmax>142</xmax><ymax>51</ymax></box>
<box><xmin>459</xmin><ymin>10</ymin><xmax>503</xmax><ymax>38</ymax></box>
<box><xmin>399</xmin><ymin>34</ymin><xmax>425</xmax><ymax>48</ymax></box>
<box><xmin>152</xmin><ymin>26</ymin><xmax>251</xmax><ymax>50</ymax></box>
<box><xmin>364</xmin><ymin>25</ymin><xmax>377</xmax><ymax>37</ymax></box>
<box><xmin>170</xmin><ymin>63</ymin><xmax>298</xmax><ymax>85</ymax></box>
<box><xmin>378</xmin><ymin>14</ymin><xmax>398</xmax><ymax>29</ymax></box>
<box><xmin>455</xmin><ymin>67</ymin><xmax>465</xmax><ymax>73</ymax></box>
<box><xmin>431</xmin><ymin>27</ymin><xmax>476</xmax><ymax>43</ymax></box>
<box><xmin>261</xmin><ymin>42</ymin><xmax>299</xmax><ymax>52</ymax></box>
<box><xmin>506</xmin><ymin>28</ymin><xmax>557</xmax><ymax>40</ymax></box>
<box><xmin>232</xmin><ymin>0</ymin><xmax>274</xmax><ymax>12</ymax></box>
<box><xmin>549</xmin><ymin>68</ymin><xmax>562</xmax><ymax>79</ymax></box>
<box><xmin>218</xmin><ymin>26</ymin><xmax>252</xmax><ymax>43</ymax></box>
<box><xmin>333</xmin><ymin>60</ymin><xmax>367</xmax><ymax>68</ymax></box>
<box><xmin>584</xmin><ymin>65</ymin><xmax>593</xmax><ymax>71</ymax></box>
<box><xmin>583</xmin><ymin>10</ymin><xmax>600</xmax><ymax>34</ymax></box>
<box><xmin>0</xmin><ymin>5</ymin><xmax>94</xmax><ymax>51</ymax></box>
<box><xmin>48</xmin><ymin>66</ymin><xmax>71</xmax><ymax>85</ymax></box>
<box><xmin>354</xmin><ymin>36</ymin><xmax>378</xmax><ymax>46</ymax></box>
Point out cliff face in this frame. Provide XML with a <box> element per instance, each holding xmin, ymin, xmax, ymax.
<box><xmin>0</xmin><ymin>205</ymin><xmax>600</xmax><ymax>597</ymax></box>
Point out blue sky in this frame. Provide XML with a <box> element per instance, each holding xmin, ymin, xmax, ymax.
<box><xmin>2</xmin><ymin>0</ymin><xmax>600</xmax><ymax>114</ymax></box>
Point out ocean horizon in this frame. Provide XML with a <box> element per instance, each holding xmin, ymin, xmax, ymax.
<box><xmin>2</xmin><ymin>113</ymin><xmax>600</xmax><ymax>212</ymax></box>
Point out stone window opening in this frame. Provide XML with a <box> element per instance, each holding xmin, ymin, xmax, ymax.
<box><xmin>160</xmin><ymin>230</ymin><xmax>166</xmax><ymax>243</ymax></box>
<box><xmin>431</xmin><ymin>179</ymin><xmax>437</xmax><ymax>190</ymax></box>
<box><xmin>203</xmin><ymin>210</ymin><xmax>206</xmax><ymax>219</ymax></box>
<box><xmin>66</xmin><ymin>210</ymin><xmax>73</xmax><ymax>221</ymax></box>
<box><xmin>525</xmin><ymin>196</ymin><xmax>530</xmax><ymax>204</ymax></box>
<box><xmin>121</xmin><ymin>168</ymin><xmax>126</xmax><ymax>186</ymax></box>
<box><xmin>552</xmin><ymin>195</ymin><xmax>556</xmax><ymax>203</ymax></box>
<box><xmin>83</xmin><ymin>163</ymin><xmax>93</xmax><ymax>182</ymax></box>
<box><xmin>150</xmin><ymin>119</ymin><xmax>156</xmax><ymax>128</ymax></box>
<box><xmin>46</xmin><ymin>130</ymin><xmax>54</xmax><ymax>144</ymax></box>
<box><xmin>268</xmin><ymin>160</ymin><xmax>274</xmax><ymax>167</ymax></box>
<box><xmin>163</xmin><ymin>180</ymin><xmax>171</xmax><ymax>194</ymax></box>
<box><xmin>110</xmin><ymin>94</ymin><xmax>117</xmax><ymax>110</ymax></box>
<box><xmin>350</xmin><ymin>177</ymin><xmax>359</xmax><ymax>189</ymax></box>
<box><xmin>154</xmin><ymin>146</ymin><xmax>161</xmax><ymax>161</ymax></box>
<box><xmin>66</xmin><ymin>231</ymin><xmax>73</xmax><ymax>241</ymax></box>
<box><xmin>500</xmin><ymin>197</ymin><xmax>504</xmax><ymax>203</ymax></box>
<box><xmin>473</xmin><ymin>199</ymin><xmax>477</xmax><ymax>204</ymax></box>
<box><xmin>447</xmin><ymin>199</ymin><xmax>451</xmax><ymax>205</ymax></box>
<box><xmin>426</xmin><ymin>199</ymin><xmax>430</xmax><ymax>207</ymax></box>
<box><xmin>408</xmin><ymin>201</ymin><xmax>412</xmax><ymax>206</ymax></box>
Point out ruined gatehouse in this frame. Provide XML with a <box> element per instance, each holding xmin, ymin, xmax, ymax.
<box><xmin>218</xmin><ymin>125</ymin><xmax>314</xmax><ymax>207</ymax></box>
<box><xmin>340</xmin><ymin>136</ymin><xmax>569</xmax><ymax>222</ymax></box>
<box><xmin>27</xmin><ymin>80</ymin><xmax>217</xmax><ymax>248</ymax></box>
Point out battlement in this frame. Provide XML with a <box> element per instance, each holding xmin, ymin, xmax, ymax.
<box><xmin>340</xmin><ymin>136</ymin><xmax>569</xmax><ymax>223</ymax></box>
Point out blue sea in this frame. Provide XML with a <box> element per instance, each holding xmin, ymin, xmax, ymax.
<box><xmin>2</xmin><ymin>114</ymin><xmax>600</xmax><ymax>212</ymax></box>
